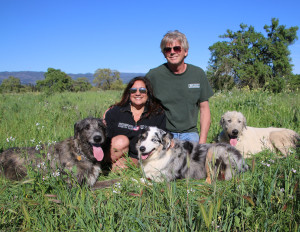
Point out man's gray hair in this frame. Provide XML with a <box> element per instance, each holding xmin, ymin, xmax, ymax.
<box><xmin>160</xmin><ymin>30</ymin><xmax>189</xmax><ymax>53</ymax></box>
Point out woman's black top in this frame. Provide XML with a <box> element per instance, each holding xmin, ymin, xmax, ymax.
<box><xmin>105</xmin><ymin>104</ymin><xmax>166</xmax><ymax>159</ymax></box>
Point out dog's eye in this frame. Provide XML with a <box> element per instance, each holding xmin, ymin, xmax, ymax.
<box><xmin>228</xmin><ymin>120</ymin><xmax>232</xmax><ymax>123</ymax></box>
<box><xmin>85</xmin><ymin>125</ymin><xmax>90</xmax><ymax>130</ymax></box>
<box><xmin>152</xmin><ymin>138</ymin><xmax>159</xmax><ymax>143</ymax></box>
<box><xmin>238</xmin><ymin>120</ymin><xmax>241</xmax><ymax>123</ymax></box>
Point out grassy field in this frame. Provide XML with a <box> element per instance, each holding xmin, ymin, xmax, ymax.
<box><xmin>0</xmin><ymin>89</ymin><xmax>299</xmax><ymax>231</ymax></box>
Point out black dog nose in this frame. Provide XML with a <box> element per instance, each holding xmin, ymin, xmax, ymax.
<box><xmin>139</xmin><ymin>146</ymin><xmax>146</xmax><ymax>152</ymax></box>
<box><xmin>232</xmin><ymin>129</ymin><xmax>238</xmax><ymax>135</ymax></box>
<box><xmin>93</xmin><ymin>135</ymin><xmax>102</xmax><ymax>143</ymax></box>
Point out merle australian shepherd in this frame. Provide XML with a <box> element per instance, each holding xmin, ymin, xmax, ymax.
<box><xmin>136</xmin><ymin>127</ymin><xmax>249</xmax><ymax>183</ymax></box>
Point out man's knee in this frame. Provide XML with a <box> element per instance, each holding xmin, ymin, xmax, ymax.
<box><xmin>110</xmin><ymin>135</ymin><xmax>129</xmax><ymax>161</ymax></box>
<box><xmin>111</xmin><ymin>135</ymin><xmax>130</xmax><ymax>150</ymax></box>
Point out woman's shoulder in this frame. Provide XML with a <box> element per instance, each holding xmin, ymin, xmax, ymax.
<box><xmin>105</xmin><ymin>105</ymin><xmax>125</xmax><ymax>119</ymax></box>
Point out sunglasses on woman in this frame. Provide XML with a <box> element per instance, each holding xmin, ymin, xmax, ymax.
<box><xmin>163</xmin><ymin>46</ymin><xmax>182</xmax><ymax>54</ymax></box>
<box><xmin>129</xmin><ymin>87</ymin><xmax>147</xmax><ymax>94</ymax></box>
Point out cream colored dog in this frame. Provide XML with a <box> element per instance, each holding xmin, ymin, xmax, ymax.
<box><xmin>218</xmin><ymin>111</ymin><xmax>299</xmax><ymax>157</ymax></box>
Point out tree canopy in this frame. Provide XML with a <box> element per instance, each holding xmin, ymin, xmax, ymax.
<box><xmin>0</xmin><ymin>76</ymin><xmax>22</xmax><ymax>93</ymax></box>
<box><xmin>36</xmin><ymin>68</ymin><xmax>73</xmax><ymax>94</ymax></box>
<box><xmin>93</xmin><ymin>68</ymin><xmax>124</xmax><ymax>90</ymax></box>
<box><xmin>207</xmin><ymin>18</ymin><xmax>298</xmax><ymax>92</ymax></box>
<box><xmin>73</xmin><ymin>77</ymin><xmax>92</xmax><ymax>92</ymax></box>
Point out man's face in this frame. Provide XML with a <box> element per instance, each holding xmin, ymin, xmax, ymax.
<box><xmin>163</xmin><ymin>40</ymin><xmax>188</xmax><ymax>66</ymax></box>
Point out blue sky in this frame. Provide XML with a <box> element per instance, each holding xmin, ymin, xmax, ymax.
<box><xmin>1</xmin><ymin>0</ymin><xmax>300</xmax><ymax>74</ymax></box>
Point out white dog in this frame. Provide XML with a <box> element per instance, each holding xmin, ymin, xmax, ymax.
<box><xmin>218</xmin><ymin>111</ymin><xmax>299</xmax><ymax>157</ymax></box>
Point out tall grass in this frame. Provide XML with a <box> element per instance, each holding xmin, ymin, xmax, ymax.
<box><xmin>0</xmin><ymin>89</ymin><xmax>299</xmax><ymax>231</ymax></box>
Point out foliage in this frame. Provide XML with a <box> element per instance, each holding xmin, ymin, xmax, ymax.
<box><xmin>207</xmin><ymin>18</ymin><xmax>298</xmax><ymax>93</ymax></box>
<box><xmin>0</xmin><ymin>76</ymin><xmax>23</xmax><ymax>93</ymax></box>
<box><xmin>93</xmin><ymin>68</ymin><xmax>123</xmax><ymax>90</ymax></box>
<box><xmin>0</xmin><ymin>90</ymin><xmax>299</xmax><ymax>231</ymax></box>
<box><xmin>36</xmin><ymin>68</ymin><xmax>73</xmax><ymax>94</ymax></box>
<box><xmin>72</xmin><ymin>77</ymin><xmax>92</xmax><ymax>92</ymax></box>
<box><xmin>286</xmin><ymin>74</ymin><xmax>300</xmax><ymax>91</ymax></box>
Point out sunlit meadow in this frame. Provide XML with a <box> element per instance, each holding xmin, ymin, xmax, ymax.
<box><xmin>0</xmin><ymin>89</ymin><xmax>299</xmax><ymax>231</ymax></box>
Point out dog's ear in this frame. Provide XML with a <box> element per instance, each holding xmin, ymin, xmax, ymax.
<box><xmin>74</xmin><ymin>121</ymin><xmax>80</xmax><ymax>139</ymax></box>
<box><xmin>98</xmin><ymin>118</ymin><xmax>107</xmax><ymax>136</ymax></box>
<box><xmin>220</xmin><ymin>115</ymin><xmax>225</xmax><ymax>128</ymax></box>
<box><xmin>242</xmin><ymin>114</ymin><xmax>247</xmax><ymax>129</ymax></box>
<box><xmin>162</xmin><ymin>132</ymin><xmax>172</xmax><ymax>150</ymax></box>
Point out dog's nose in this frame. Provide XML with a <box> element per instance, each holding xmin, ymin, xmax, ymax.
<box><xmin>139</xmin><ymin>146</ymin><xmax>146</xmax><ymax>152</ymax></box>
<box><xmin>232</xmin><ymin>129</ymin><xmax>238</xmax><ymax>135</ymax></box>
<box><xmin>93</xmin><ymin>135</ymin><xmax>102</xmax><ymax>143</ymax></box>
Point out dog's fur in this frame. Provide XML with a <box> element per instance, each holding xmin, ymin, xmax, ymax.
<box><xmin>218</xmin><ymin>111</ymin><xmax>300</xmax><ymax>157</ymax></box>
<box><xmin>136</xmin><ymin>127</ymin><xmax>248</xmax><ymax>183</ymax></box>
<box><xmin>0</xmin><ymin>118</ymin><xmax>109</xmax><ymax>186</ymax></box>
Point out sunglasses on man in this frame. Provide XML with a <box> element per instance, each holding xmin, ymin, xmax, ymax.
<box><xmin>129</xmin><ymin>87</ymin><xmax>147</xmax><ymax>94</ymax></box>
<box><xmin>163</xmin><ymin>46</ymin><xmax>182</xmax><ymax>54</ymax></box>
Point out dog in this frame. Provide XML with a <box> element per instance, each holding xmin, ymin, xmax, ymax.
<box><xmin>136</xmin><ymin>126</ymin><xmax>248</xmax><ymax>183</ymax></box>
<box><xmin>0</xmin><ymin>117</ymin><xmax>109</xmax><ymax>187</ymax></box>
<box><xmin>218</xmin><ymin>111</ymin><xmax>300</xmax><ymax>157</ymax></box>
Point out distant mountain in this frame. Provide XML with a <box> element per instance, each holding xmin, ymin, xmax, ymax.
<box><xmin>0</xmin><ymin>71</ymin><xmax>146</xmax><ymax>85</ymax></box>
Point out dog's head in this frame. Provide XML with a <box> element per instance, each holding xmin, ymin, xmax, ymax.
<box><xmin>220</xmin><ymin>111</ymin><xmax>247</xmax><ymax>146</ymax></box>
<box><xmin>136</xmin><ymin>126</ymin><xmax>173</xmax><ymax>160</ymax></box>
<box><xmin>74</xmin><ymin>117</ymin><xmax>107</xmax><ymax>161</ymax></box>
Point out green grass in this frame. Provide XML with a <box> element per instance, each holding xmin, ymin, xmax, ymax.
<box><xmin>0</xmin><ymin>89</ymin><xmax>299</xmax><ymax>231</ymax></box>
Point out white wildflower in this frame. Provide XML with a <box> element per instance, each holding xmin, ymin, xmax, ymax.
<box><xmin>52</xmin><ymin>170</ymin><xmax>60</xmax><ymax>177</ymax></box>
<box><xmin>291</xmin><ymin>168</ymin><xmax>296</xmax><ymax>173</ymax></box>
<box><xmin>36</xmin><ymin>123</ymin><xmax>40</xmax><ymax>126</ymax></box>
<box><xmin>114</xmin><ymin>182</ymin><xmax>122</xmax><ymax>188</ymax></box>
<box><xmin>131</xmin><ymin>178</ymin><xmax>138</xmax><ymax>183</ymax></box>
<box><xmin>280</xmin><ymin>188</ymin><xmax>285</xmax><ymax>192</ymax></box>
<box><xmin>187</xmin><ymin>188</ymin><xmax>195</xmax><ymax>193</ymax></box>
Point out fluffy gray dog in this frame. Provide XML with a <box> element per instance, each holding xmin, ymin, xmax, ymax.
<box><xmin>0</xmin><ymin>117</ymin><xmax>109</xmax><ymax>186</ymax></box>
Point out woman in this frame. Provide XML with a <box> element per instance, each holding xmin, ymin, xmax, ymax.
<box><xmin>104</xmin><ymin>76</ymin><xmax>166</xmax><ymax>171</ymax></box>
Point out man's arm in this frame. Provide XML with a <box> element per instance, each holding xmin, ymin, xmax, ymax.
<box><xmin>199</xmin><ymin>101</ymin><xmax>211</xmax><ymax>144</ymax></box>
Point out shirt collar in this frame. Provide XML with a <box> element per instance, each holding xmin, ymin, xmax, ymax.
<box><xmin>121</xmin><ymin>103</ymin><xmax>148</xmax><ymax>114</ymax></box>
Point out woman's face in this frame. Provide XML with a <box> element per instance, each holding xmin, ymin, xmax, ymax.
<box><xmin>129</xmin><ymin>80</ymin><xmax>148</xmax><ymax>108</ymax></box>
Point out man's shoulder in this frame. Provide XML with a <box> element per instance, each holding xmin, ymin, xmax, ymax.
<box><xmin>186</xmin><ymin>63</ymin><xmax>205</xmax><ymax>73</ymax></box>
<box><xmin>147</xmin><ymin>64</ymin><xmax>168</xmax><ymax>75</ymax></box>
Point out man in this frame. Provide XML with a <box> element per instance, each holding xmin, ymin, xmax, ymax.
<box><xmin>146</xmin><ymin>30</ymin><xmax>214</xmax><ymax>143</ymax></box>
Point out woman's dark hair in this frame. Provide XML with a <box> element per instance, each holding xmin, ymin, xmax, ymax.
<box><xmin>114</xmin><ymin>76</ymin><xmax>163</xmax><ymax>117</ymax></box>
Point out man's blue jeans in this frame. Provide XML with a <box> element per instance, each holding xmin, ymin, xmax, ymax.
<box><xmin>171</xmin><ymin>132</ymin><xmax>199</xmax><ymax>142</ymax></box>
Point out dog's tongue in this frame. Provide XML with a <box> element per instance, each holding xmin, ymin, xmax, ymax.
<box><xmin>230</xmin><ymin>138</ymin><xmax>238</xmax><ymax>146</ymax></box>
<box><xmin>93</xmin><ymin>146</ymin><xmax>104</xmax><ymax>161</ymax></box>
<box><xmin>141</xmin><ymin>154</ymin><xmax>149</xmax><ymax>160</ymax></box>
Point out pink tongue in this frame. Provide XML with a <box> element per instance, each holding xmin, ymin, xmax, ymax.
<box><xmin>230</xmin><ymin>138</ymin><xmax>238</xmax><ymax>146</ymax></box>
<box><xmin>141</xmin><ymin>154</ymin><xmax>149</xmax><ymax>160</ymax></box>
<box><xmin>93</xmin><ymin>146</ymin><xmax>104</xmax><ymax>161</ymax></box>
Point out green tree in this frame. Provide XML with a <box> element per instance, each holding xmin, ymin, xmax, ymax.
<box><xmin>93</xmin><ymin>68</ymin><xmax>122</xmax><ymax>90</ymax></box>
<box><xmin>36</xmin><ymin>68</ymin><xmax>73</xmax><ymax>94</ymax></box>
<box><xmin>207</xmin><ymin>18</ymin><xmax>298</xmax><ymax>92</ymax></box>
<box><xmin>0</xmin><ymin>76</ymin><xmax>23</xmax><ymax>93</ymax></box>
<box><xmin>73</xmin><ymin>77</ymin><xmax>92</xmax><ymax>92</ymax></box>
